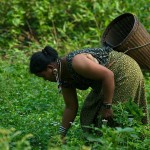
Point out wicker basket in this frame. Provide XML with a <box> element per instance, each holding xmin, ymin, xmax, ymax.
<box><xmin>101</xmin><ymin>13</ymin><xmax>150</xmax><ymax>70</ymax></box>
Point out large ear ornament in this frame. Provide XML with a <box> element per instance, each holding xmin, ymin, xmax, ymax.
<box><xmin>53</xmin><ymin>68</ymin><xmax>58</xmax><ymax>75</ymax></box>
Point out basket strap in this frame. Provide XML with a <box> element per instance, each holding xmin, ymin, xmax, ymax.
<box><xmin>125</xmin><ymin>41</ymin><xmax>150</xmax><ymax>53</ymax></box>
<box><xmin>107</xmin><ymin>41</ymin><xmax>150</xmax><ymax>68</ymax></box>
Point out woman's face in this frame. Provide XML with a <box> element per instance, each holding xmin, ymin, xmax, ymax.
<box><xmin>36</xmin><ymin>66</ymin><xmax>56</xmax><ymax>82</ymax></box>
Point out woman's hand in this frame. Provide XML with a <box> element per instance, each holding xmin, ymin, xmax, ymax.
<box><xmin>101</xmin><ymin>108</ymin><xmax>113</xmax><ymax>119</ymax></box>
<box><xmin>99</xmin><ymin>108</ymin><xmax>115</xmax><ymax>127</ymax></box>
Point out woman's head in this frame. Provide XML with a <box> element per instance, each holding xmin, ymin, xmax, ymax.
<box><xmin>30</xmin><ymin>46</ymin><xmax>58</xmax><ymax>74</ymax></box>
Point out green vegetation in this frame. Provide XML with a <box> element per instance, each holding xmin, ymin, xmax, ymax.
<box><xmin>0</xmin><ymin>0</ymin><xmax>150</xmax><ymax>149</ymax></box>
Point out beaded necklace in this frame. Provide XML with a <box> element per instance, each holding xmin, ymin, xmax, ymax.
<box><xmin>56</xmin><ymin>59</ymin><xmax>62</xmax><ymax>93</ymax></box>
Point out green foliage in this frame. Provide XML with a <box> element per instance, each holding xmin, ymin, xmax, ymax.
<box><xmin>0</xmin><ymin>128</ymin><xmax>33</xmax><ymax>150</ymax></box>
<box><xmin>113</xmin><ymin>100</ymin><xmax>145</xmax><ymax>127</ymax></box>
<box><xmin>0</xmin><ymin>55</ymin><xmax>64</xmax><ymax>149</ymax></box>
<box><xmin>83</xmin><ymin>125</ymin><xmax>150</xmax><ymax>150</ymax></box>
<box><xmin>0</xmin><ymin>0</ymin><xmax>150</xmax><ymax>54</ymax></box>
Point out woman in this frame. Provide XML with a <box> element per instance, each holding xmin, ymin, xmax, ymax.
<box><xmin>29</xmin><ymin>46</ymin><xmax>149</xmax><ymax>138</ymax></box>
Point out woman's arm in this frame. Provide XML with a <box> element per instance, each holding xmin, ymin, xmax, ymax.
<box><xmin>72</xmin><ymin>54</ymin><xmax>114</xmax><ymax>105</ymax></box>
<box><xmin>60</xmin><ymin>87</ymin><xmax>78</xmax><ymax>137</ymax></box>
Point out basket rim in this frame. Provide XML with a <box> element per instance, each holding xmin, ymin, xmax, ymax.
<box><xmin>101</xmin><ymin>13</ymin><xmax>138</xmax><ymax>48</ymax></box>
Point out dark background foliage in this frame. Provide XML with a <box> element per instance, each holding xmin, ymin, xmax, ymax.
<box><xmin>0</xmin><ymin>0</ymin><xmax>150</xmax><ymax>54</ymax></box>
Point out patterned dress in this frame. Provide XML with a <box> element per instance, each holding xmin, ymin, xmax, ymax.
<box><xmin>63</xmin><ymin>47</ymin><xmax>149</xmax><ymax>132</ymax></box>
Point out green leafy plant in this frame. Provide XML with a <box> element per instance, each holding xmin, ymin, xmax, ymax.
<box><xmin>0</xmin><ymin>128</ymin><xmax>33</xmax><ymax>150</ymax></box>
<box><xmin>113</xmin><ymin>100</ymin><xmax>145</xmax><ymax>127</ymax></box>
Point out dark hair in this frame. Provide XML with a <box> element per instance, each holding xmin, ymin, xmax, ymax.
<box><xmin>29</xmin><ymin>46</ymin><xmax>58</xmax><ymax>74</ymax></box>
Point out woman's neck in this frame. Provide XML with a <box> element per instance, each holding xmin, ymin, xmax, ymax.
<box><xmin>60</xmin><ymin>57</ymin><xmax>72</xmax><ymax>81</ymax></box>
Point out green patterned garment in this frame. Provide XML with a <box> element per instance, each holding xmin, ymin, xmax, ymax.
<box><xmin>63</xmin><ymin>47</ymin><xmax>149</xmax><ymax>131</ymax></box>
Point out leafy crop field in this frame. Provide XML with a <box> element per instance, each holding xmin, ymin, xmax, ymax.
<box><xmin>0</xmin><ymin>0</ymin><xmax>150</xmax><ymax>150</ymax></box>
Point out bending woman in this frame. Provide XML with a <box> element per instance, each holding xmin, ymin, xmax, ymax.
<box><xmin>29</xmin><ymin>46</ymin><xmax>149</xmax><ymax>138</ymax></box>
